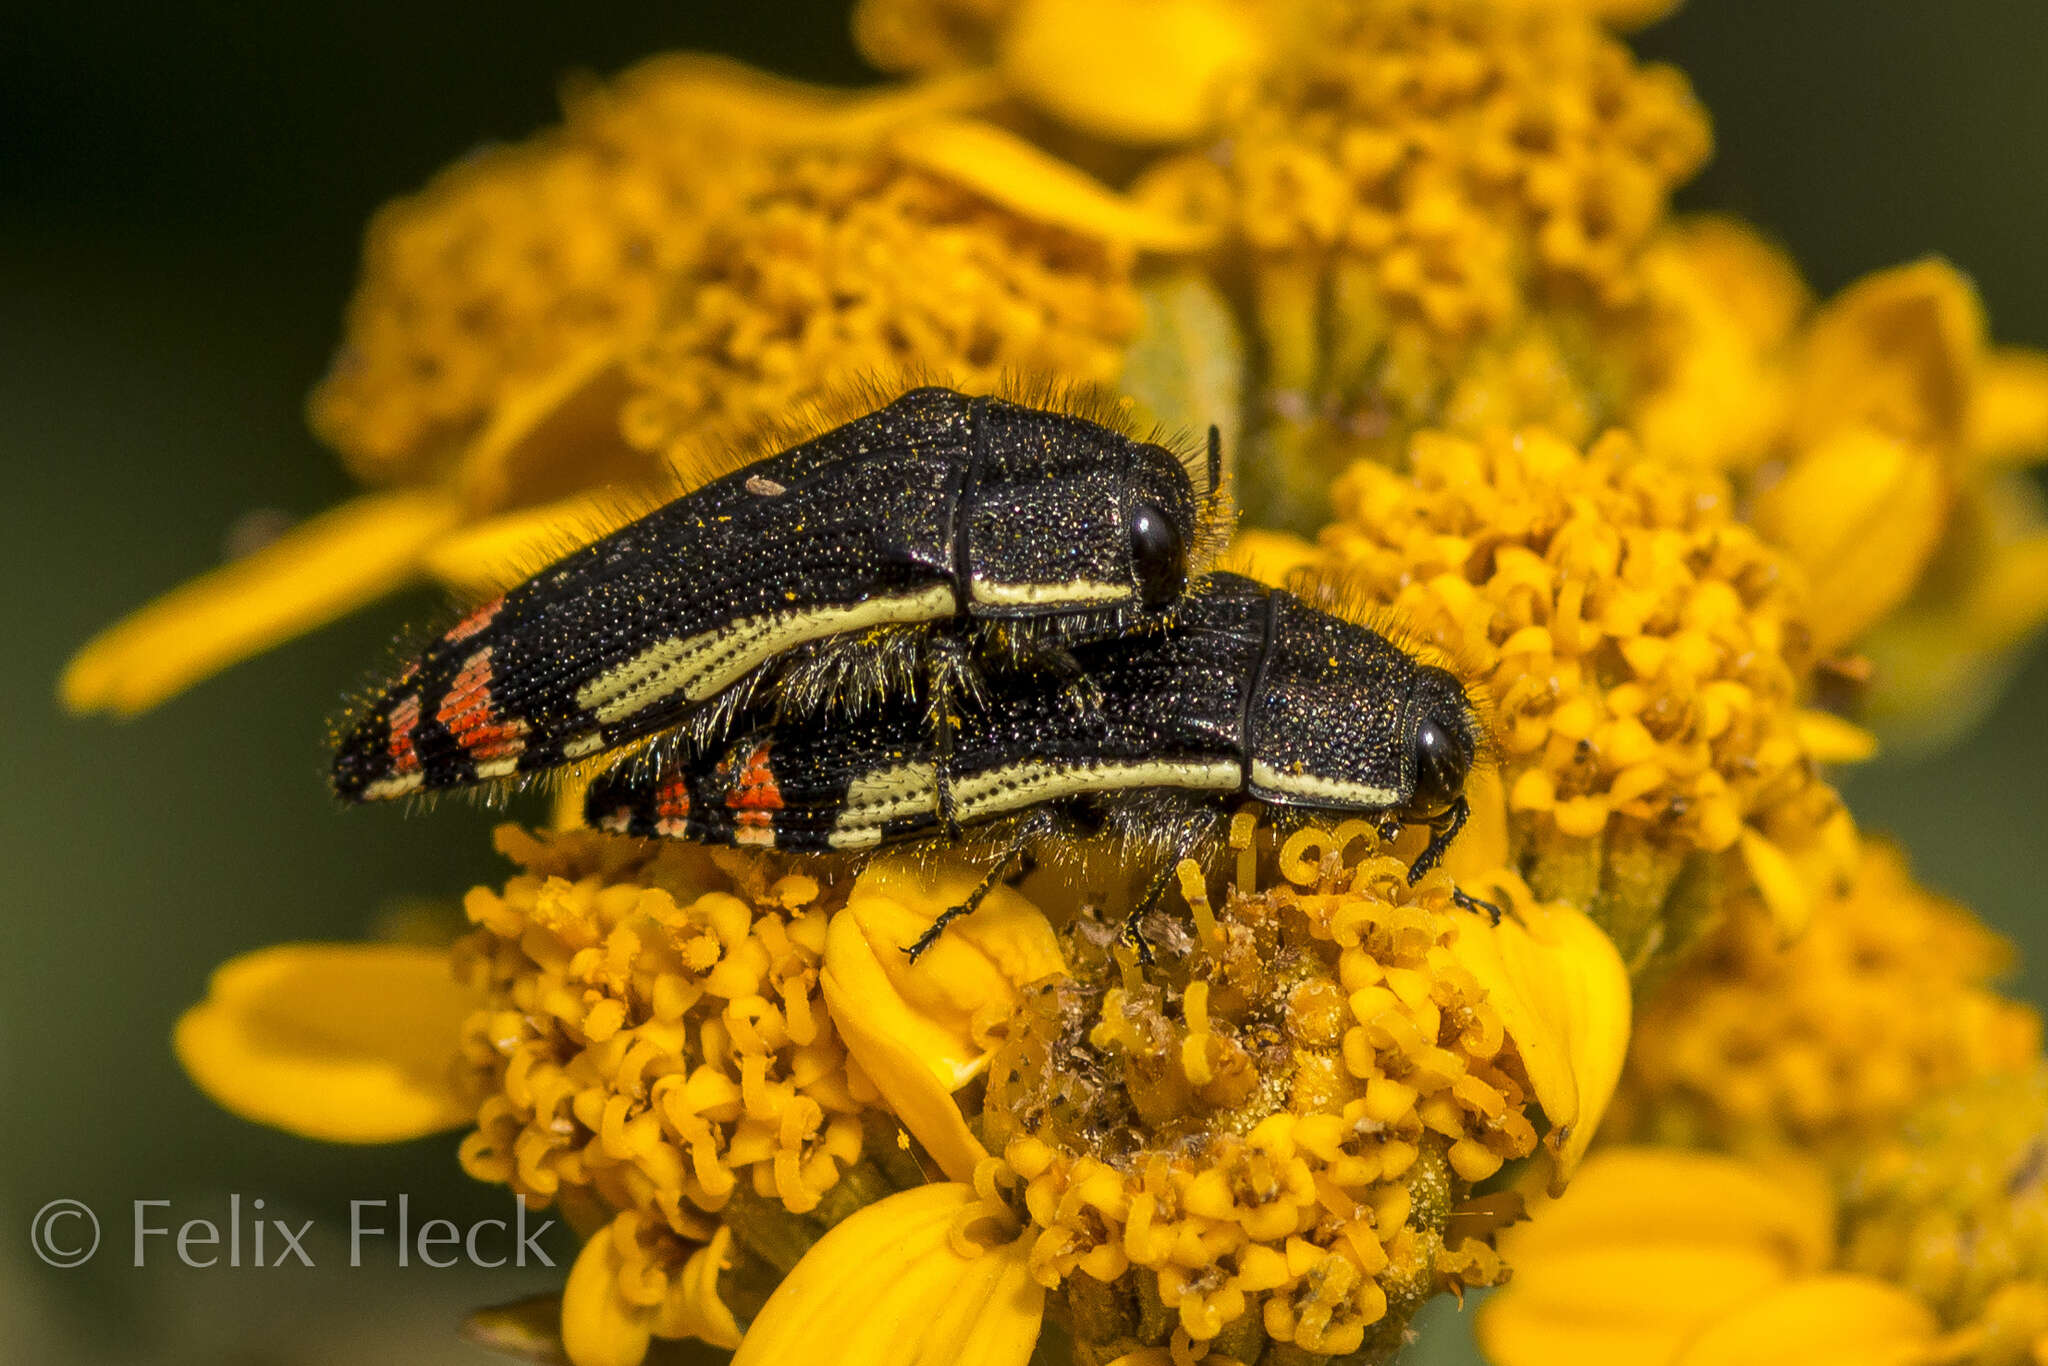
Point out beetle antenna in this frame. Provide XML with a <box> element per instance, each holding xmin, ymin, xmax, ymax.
<box><xmin>1206</xmin><ymin>424</ymin><xmax>1223</xmax><ymax>494</ymax></box>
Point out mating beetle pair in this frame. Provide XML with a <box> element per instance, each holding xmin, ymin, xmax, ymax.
<box><xmin>333</xmin><ymin>386</ymin><xmax>1485</xmax><ymax>953</ymax></box>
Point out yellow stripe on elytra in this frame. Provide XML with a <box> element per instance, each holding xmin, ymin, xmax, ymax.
<box><xmin>1248</xmin><ymin>761</ymin><xmax>1399</xmax><ymax>809</ymax></box>
<box><xmin>969</xmin><ymin>577</ymin><xmax>1131</xmax><ymax>607</ymax></box>
<box><xmin>575</xmin><ymin>586</ymin><xmax>957</xmax><ymax>726</ymax></box>
<box><xmin>826</xmin><ymin>756</ymin><xmax>1239</xmax><ymax>848</ymax></box>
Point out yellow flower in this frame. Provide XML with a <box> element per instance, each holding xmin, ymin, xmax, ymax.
<box><xmin>1315</xmin><ymin>425</ymin><xmax>1860</xmax><ymax>968</ymax></box>
<box><xmin>1610</xmin><ymin>838</ymin><xmax>2040</xmax><ymax>1159</ymax></box>
<box><xmin>1636</xmin><ymin>249</ymin><xmax>2048</xmax><ymax>740</ymax></box>
<box><xmin>1156</xmin><ymin>0</ymin><xmax>1710</xmax><ymax>525</ymax></box>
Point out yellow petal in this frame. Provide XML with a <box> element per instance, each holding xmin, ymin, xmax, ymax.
<box><xmin>888</xmin><ymin>119</ymin><xmax>1214</xmax><ymax>251</ymax></box>
<box><xmin>1446</xmin><ymin>894</ymin><xmax>1631</xmax><ymax>1188</ymax></box>
<box><xmin>822</xmin><ymin>881</ymin><xmax>1007</xmax><ymax>1183</ymax></box>
<box><xmin>1753</xmin><ymin>427</ymin><xmax>1948</xmax><ymax>651</ymax></box>
<box><xmin>1480</xmin><ymin>1148</ymin><xmax>1835</xmax><ymax>1366</ymax></box>
<box><xmin>657</xmin><ymin>1224</ymin><xmax>743</xmax><ymax>1350</ymax></box>
<box><xmin>1794</xmin><ymin>709</ymin><xmax>1879</xmax><ymax>765</ymax></box>
<box><xmin>61</xmin><ymin>488</ymin><xmax>462</xmax><ymax>715</ymax></box>
<box><xmin>1966</xmin><ymin>346</ymin><xmax>2048</xmax><ymax>469</ymax></box>
<box><xmin>173</xmin><ymin>942</ymin><xmax>474</xmax><ymax>1143</ymax></box>
<box><xmin>561</xmin><ymin>1220</ymin><xmax>656</xmax><ymax>1366</ymax></box>
<box><xmin>1739</xmin><ymin>829</ymin><xmax>1813</xmax><ymax>942</ymax></box>
<box><xmin>420</xmin><ymin>490</ymin><xmax>646</xmax><ymax>599</ymax></box>
<box><xmin>996</xmin><ymin>0</ymin><xmax>1265</xmax><ymax>144</ymax></box>
<box><xmin>1673</xmin><ymin>1275</ymin><xmax>1938</xmax><ymax>1366</ymax></box>
<box><xmin>731</xmin><ymin>1184</ymin><xmax>1045</xmax><ymax>1366</ymax></box>
<box><xmin>1793</xmin><ymin>258</ymin><xmax>1984</xmax><ymax>452</ymax></box>
<box><xmin>590</xmin><ymin>55</ymin><xmax>1003</xmax><ymax>147</ymax></box>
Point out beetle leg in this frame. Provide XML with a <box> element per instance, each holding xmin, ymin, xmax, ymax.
<box><xmin>1407</xmin><ymin>794</ymin><xmax>1469</xmax><ymax>882</ymax></box>
<box><xmin>1451</xmin><ymin>886</ymin><xmax>1504</xmax><ymax>924</ymax></box>
<box><xmin>903</xmin><ymin>810</ymin><xmax>1055</xmax><ymax>961</ymax></box>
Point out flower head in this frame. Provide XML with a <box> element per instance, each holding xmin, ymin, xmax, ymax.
<box><xmin>1611</xmin><ymin>838</ymin><xmax>2040</xmax><ymax>1158</ymax></box>
<box><xmin>1315</xmin><ymin>425</ymin><xmax>1858</xmax><ymax>967</ymax></box>
<box><xmin>1840</xmin><ymin>1066</ymin><xmax>2048</xmax><ymax>1331</ymax></box>
<box><xmin>617</xmin><ymin>133</ymin><xmax>1155</xmax><ymax>473</ymax></box>
<box><xmin>952</xmin><ymin>818</ymin><xmax>1625</xmax><ymax>1360</ymax></box>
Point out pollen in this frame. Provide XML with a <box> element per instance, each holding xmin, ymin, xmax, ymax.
<box><xmin>979</xmin><ymin>819</ymin><xmax>1545</xmax><ymax>1359</ymax></box>
<box><xmin>1319</xmin><ymin>425</ymin><xmax>1857</xmax><ymax>968</ymax></box>
<box><xmin>1610</xmin><ymin>838</ymin><xmax>2040</xmax><ymax>1156</ymax></box>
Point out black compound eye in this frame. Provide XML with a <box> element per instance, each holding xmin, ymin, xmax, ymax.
<box><xmin>1128</xmin><ymin>501</ymin><xmax>1185</xmax><ymax>609</ymax></box>
<box><xmin>1411</xmin><ymin>715</ymin><xmax>1471</xmax><ymax>816</ymax></box>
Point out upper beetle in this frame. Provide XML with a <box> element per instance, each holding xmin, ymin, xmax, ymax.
<box><xmin>331</xmin><ymin>385</ymin><xmax>1227</xmax><ymax>801</ymax></box>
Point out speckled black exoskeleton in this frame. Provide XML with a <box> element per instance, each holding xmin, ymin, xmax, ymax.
<box><xmin>586</xmin><ymin>572</ymin><xmax>1489</xmax><ymax>957</ymax></box>
<box><xmin>330</xmin><ymin>386</ymin><xmax>1228</xmax><ymax>802</ymax></box>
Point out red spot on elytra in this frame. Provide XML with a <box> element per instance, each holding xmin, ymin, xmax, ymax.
<box><xmin>656</xmin><ymin>774</ymin><xmax>690</xmax><ymax>831</ymax></box>
<box><xmin>726</xmin><ymin>742</ymin><xmax>784</xmax><ymax>811</ymax></box>
<box><xmin>437</xmin><ymin>648</ymin><xmax>527</xmax><ymax>761</ymax></box>
<box><xmin>387</xmin><ymin>694</ymin><xmax>422</xmax><ymax>776</ymax></box>
<box><xmin>445</xmin><ymin>596</ymin><xmax>504</xmax><ymax>644</ymax></box>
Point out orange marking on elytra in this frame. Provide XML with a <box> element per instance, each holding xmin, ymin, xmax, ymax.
<box><xmin>387</xmin><ymin>694</ymin><xmax>422</xmax><ymax>776</ymax></box>
<box><xmin>437</xmin><ymin>648</ymin><xmax>528</xmax><ymax>761</ymax></box>
<box><xmin>655</xmin><ymin>775</ymin><xmax>691</xmax><ymax>836</ymax></box>
<box><xmin>445</xmin><ymin>595</ymin><xmax>505</xmax><ymax>644</ymax></box>
<box><xmin>726</xmin><ymin>742</ymin><xmax>784</xmax><ymax>811</ymax></box>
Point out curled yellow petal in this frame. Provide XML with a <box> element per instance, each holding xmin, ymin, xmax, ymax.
<box><xmin>833</xmin><ymin>860</ymin><xmax>1066</xmax><ymax>1091</ymax></box>
<box><xmin>822</xmin><ymin>869</ymin><xmax>1032</xmax><ymax>1183</ymax></box>
<box><xmin>1446</xmin><ymin>892</ymin><xmax>1630</xmax><ymax>1188</ymax></box>
<box><xmin>1480</xmin><ymin>1148</ymin><xmax>1836</xmax><ymax>1366</ymax></box>
<box><xmin>1753</xmin><ymin>428</ymin><xmax>1948</xmax><ymax>652</ymax></box>
<box><xmin>658</xmin><ymin>1225</ymin><xmax>742</xmax><ymax>1351</ymax></box>
<box><xmin>731</xmin><ymin>1184</ymin><xmax>1045</xmax><ymax>1366</ymax></box>
<box><xmin>452</xmin><ymin>344</ymin><xmax>643</xmax><ymax>513</ymax></box>
<box><xmin>1672</xmin><ymin>1275</ymin><xmax>1938</xmax><ymax>1366</ymax></box>
<box><xmin>173</xmin><ymin>943</ymin><xmax>473</xmax><ymax>1143</ymax></box>
<box><xmin>996</xmin><ymin>0</ymin><xmax>1265</xmax><ymax>144</ymax></box>
<box><xmin>561</xmin><ymin>1220</ymin><xmax>656</xmax><ymax>1366</ymax></box>
<box><xmin>889</xmin><ymin>118</ymin><xmax>1213</xmax><ymax>251</ymax></box>
<box><xmin>61</xmin><ymin>488</ymin><xmax>462</xmax><ymax>715</ymax></box>
<box><xmin>1793</xmin><ymin>257</ymin><xmax>1984</xmax><ymax>452</ymax></box>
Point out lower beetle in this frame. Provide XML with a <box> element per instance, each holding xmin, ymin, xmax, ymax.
<box><xmin>587</xmin><ymin>573</ymin><xmax>1489</xmax><ymax>956</ymax></box>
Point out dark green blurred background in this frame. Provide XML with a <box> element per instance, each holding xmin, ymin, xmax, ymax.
<box><xmin>4</xmin><ymin>4</ymin><xmax>2043</xmax><ymax>1362</ymax></box>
